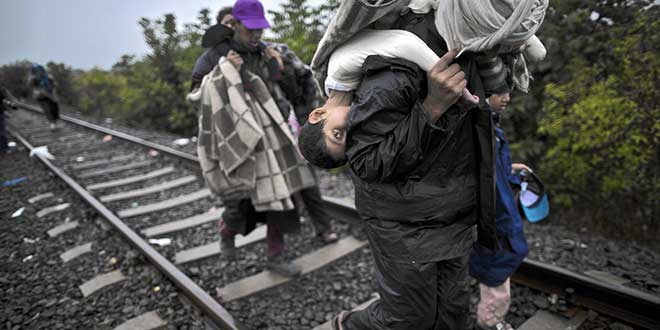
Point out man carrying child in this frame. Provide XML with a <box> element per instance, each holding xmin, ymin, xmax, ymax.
<box><xmin>300</xmin><ymin>0</ymin><xmax>547</xmax><ymax>328</ymax></box>
<box><xmin>304</xmin><ymin>2</ymin><xmax>499</xmax><ymax>328</ymax></box>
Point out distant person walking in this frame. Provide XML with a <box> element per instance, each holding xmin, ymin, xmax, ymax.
<box><xmin>469</xmin><ymin>92</ymin><xmax>531</xmax><ymax>330</ymax></box>
<box><xmin>0</xmin><ymin>85</ymin><xmax>16</xmax><ymax>155</ymax></box>
<box><xmin>28</xmin><ymin>63</ymin><xmax>59</xmax><ymax>130</ymax></box>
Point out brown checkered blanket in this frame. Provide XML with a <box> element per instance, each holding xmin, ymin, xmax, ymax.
<box><xmin>310</xmin><ymin>0</ymin><xmax>411</xmax><ymax>97</ymax></box>
<box><xmin>196</xmin><ymin>58</ymin><xmax>317</xmax><ymax>211</ymax></box>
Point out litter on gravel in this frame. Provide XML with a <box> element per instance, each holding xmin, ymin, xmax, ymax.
<box><xmin>148</xmin><ymin>238</ymin><xmax>172</xmax><ymax>246</ymax></box>
<box><xmin>30</xmin><ymin>146</ymin><xmax>55</xmax><ymax>159</ymax></box>
<box><xmin>11</xmin><ymin>207</ymin><xmax>25</xmax><ymax>218</ymax></box>
<box><xmin>3</xmin><ymin>177</ymin><xmax>27</xmax><ymax>187</ymax></box>
<box><xmin>172</xmin><ymin>138</ymin><xmax>190</xmax><ymax>146</ymax></box>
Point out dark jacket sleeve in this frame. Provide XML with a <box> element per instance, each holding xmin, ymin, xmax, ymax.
<box><xmin>190</xmin><ymin>48</ymin><xmax>223</xmax><ymax>91</ymax></box>
<box><xmin>346</xmin><ymin>69</ymin><xmax>457</xmax><ymax>183</ymax></box>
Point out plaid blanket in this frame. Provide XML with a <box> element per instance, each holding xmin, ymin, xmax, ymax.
<box><xmin>310</xmin><ymin>0</ymin><xmax>411</xmax><ymax>97</ymax></box>
<box><xmin>196</xmin><ymin>58</ymin><xmax>317</xmax><ymax>211</ymax></box>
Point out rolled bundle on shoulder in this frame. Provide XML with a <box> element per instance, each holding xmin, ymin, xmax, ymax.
<box><xmin>435</xmin><ymin>0</ymin><xmax>549</xmax><ymax>55</ymax></box>
<box><xmin>436</xmin><ymin>0</ymin><xmax>548</xmax><ymax>93</ymax></box>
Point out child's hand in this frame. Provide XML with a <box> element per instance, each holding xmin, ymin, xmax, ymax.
<box><xmin>227</xmin><ymin>50</ymin><xmax>243</xmax><ymax>68</ymax></box>
<box><xmin>512</xmin><ymin>163</ymin><xmax>532</xmax><ymax>173</ymax></box>
<box><xmin>461</xmin><ymin>88</ymin><xmax>479</xmax><ymax>105</ymax></box>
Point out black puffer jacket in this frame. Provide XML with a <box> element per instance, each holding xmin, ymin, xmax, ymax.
<box><xmin>345</xmin><ymin>53</ymin><xmax>497</xmax><ymax>251</ymax></box>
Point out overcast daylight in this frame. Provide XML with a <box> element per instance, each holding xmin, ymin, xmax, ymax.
<box><xmin>1</xmin><ymin>0</ymin><xmax>659</xmax><ymax>329</ymax></box>
<box><xmin>0</xmin><ymin>0</ymin><xmax>311</xmax><ymax>69</ymax></box>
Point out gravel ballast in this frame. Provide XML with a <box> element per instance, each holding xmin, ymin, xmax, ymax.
<box><xmin>0</xmin><ymin>142</ymin><xmax>204</xmax><ymax>329</ymax></box>
<box><xmin>7</xmin><ymin>108</ymin><xmax>659</xmax><ymax>329</ymax></box>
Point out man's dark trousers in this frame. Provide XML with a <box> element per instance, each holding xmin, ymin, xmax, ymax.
<box><xmin>299</xmin><ymin>184</ymin><xmax>333</xmax><ymax>235</ymax></box>
<box><xmin>343</xmin><ymin>221</ymin><xmax>471</xmax><ymax>330</ymax></box>
<box><xmin>38</xmin><ymin>98</ymin><xmax>59</xmax><ymax>123</ymax></box>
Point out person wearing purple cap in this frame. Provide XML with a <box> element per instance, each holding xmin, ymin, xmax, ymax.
<box><xmin>189</xmin><ymin>0</ymin><xmax>339</xmax><ymax>277</ymax></box>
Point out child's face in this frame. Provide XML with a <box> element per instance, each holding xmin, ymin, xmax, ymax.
<box><xmin>488</xmin><ymin>93</ymin><xmax>510</xmax><ymax>113</ymax></box>
<box><xmin>308</xmin><ymin>104</ymin><xmax>351</xmax><ymax>160</ymax></box>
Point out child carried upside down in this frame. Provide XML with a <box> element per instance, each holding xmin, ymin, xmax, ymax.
<box><xmin>298</xmin><ymin>27</ymin><xmax>545</xmax><ymax>169</ymax></box>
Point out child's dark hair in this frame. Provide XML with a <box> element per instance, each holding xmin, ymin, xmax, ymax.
<box><xmin>217</xmin><ymin>6</ymin><xmax>234</xmax><ymax>24</ymax></box>
<box><xmin>298</xmin><ymin>121</ymin><xmax>347</xmax><ymax>169</ymax></box>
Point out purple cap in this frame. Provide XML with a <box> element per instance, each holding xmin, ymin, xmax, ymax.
<box><xmin>233</xmin><ymin>0</ymin><xmax>271</xmax><ymax>30</ymax></box>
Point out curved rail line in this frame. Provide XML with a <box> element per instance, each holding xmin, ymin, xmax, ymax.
<box><xmin>10</xmin><ymin>102</ymin><xmax>660</xmax><ymax>329</ymax></box>
<box><xmin>7</xmin><ymin>125</ymin><xmax>243</xmax><ymax>330</ymax></box>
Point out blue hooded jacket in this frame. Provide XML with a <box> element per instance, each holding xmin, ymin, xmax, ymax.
<box><xmin>469</xmin><ymin>126</ymin><xmax>529</xmax><ymax>287</ymax></box>
<box><xmin>31</xmin><ymin>64</ymin><xmax>52</xmax><ymax>91</ymax></box>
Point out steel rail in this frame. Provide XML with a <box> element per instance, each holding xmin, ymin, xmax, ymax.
<box><xmin>513</xmin><ymin>259</ymin><xmax>660</xmax><ymax>330</ymax></box>
<box><xmin>8</xmin><ymin>126</ymin><xmax>243</xmax><ymax>330</ymax></box>
<box><xmin>17</xmin><ymin>102</ymin><xmax>198</xmax><ymax>163</ymax></box>
<box><xmin>15</xmin><ymin>102</ymin><xmax>660</xmax><ymax>329</ymax></box>
<box><xmin>323</xmin><ymin>193</ymin><xmax>660</xmax><ymax>329</ymax></box>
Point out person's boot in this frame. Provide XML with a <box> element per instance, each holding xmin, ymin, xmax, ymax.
<box><xmin>265</xmin><ymin>253</ymin><xmax>302</xmax><ymax>277</ymax></box>
<box><xmin>317</xmin><ymin>228</ymin><xmax>339</xmax><ymax>244</ymax></box>
<box><xmin>218</xmin><ymin>220</ymin><xmax>236</xmax><ymax>258</ymax></box>
<box><xmin>220</xmin><ymin>235</ymin><xmax>236</xmax><ymax>257</ymax></box>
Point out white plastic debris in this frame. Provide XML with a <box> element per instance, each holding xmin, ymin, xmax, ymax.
<box><xmin>148</xmin><ymin>238</ymin><xmax>172</xmax><ymax>246</ymax></box>
<box><xmin>76</xmin><ymin>156</ymin><xmax>85</xmax><ymax>162</ymax></box>
<box><xmin>148</xmin><ymin>149</ymin><xmax>159</xmax><ymax>157</ymax></box>
<box><xmin>30</xmin><ymin>146</ymin><xmax>55</xmax><ymax>160</ymax></box>
<box><xmin>23</xmin><ymin>237</ymin><xmax>38</xmax><ymax>244</ymax></box>
<box><xmin>172</xmin><ymin>138</ymin><xmax>190</xmax><ymax>146</ymax></box>
<box><xmin>22</xmin><ymin>255</ymin><xmax>34</xmax><ymax>262</ymax></box>
<box><xmin>11</xmin><ymin>207</ymin><xmax>25</xmax><ymax>218</ymax></box>
<box><xmin>102</xmin><ymin>135</ymin><xmax>113</xmax><ymax>142</ymax></box>
<box><xmin>8</xmin><ymin>141</ymin><xmax>16</xmax><ymax>148</ymax></box>
<box><xmin>191</xmin><ymin>136</ymin><xmax>198</xmax><ymax>143</ymax></box>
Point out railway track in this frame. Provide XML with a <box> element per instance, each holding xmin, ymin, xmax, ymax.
<box><xmin>6</xmin><ymin>102</ymin><xmax>660</xmax><ymax>330</ymax></box>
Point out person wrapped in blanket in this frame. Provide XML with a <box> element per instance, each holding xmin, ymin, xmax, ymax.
<box><xmin>188</xmin><ymin>0</ymin><xmax>341</xmax><ymax>278</ymax></box>
<box><xmin>297</xmin><ymin>0</ymin><xmax>547</xmax><ymax>329</ymax></box>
